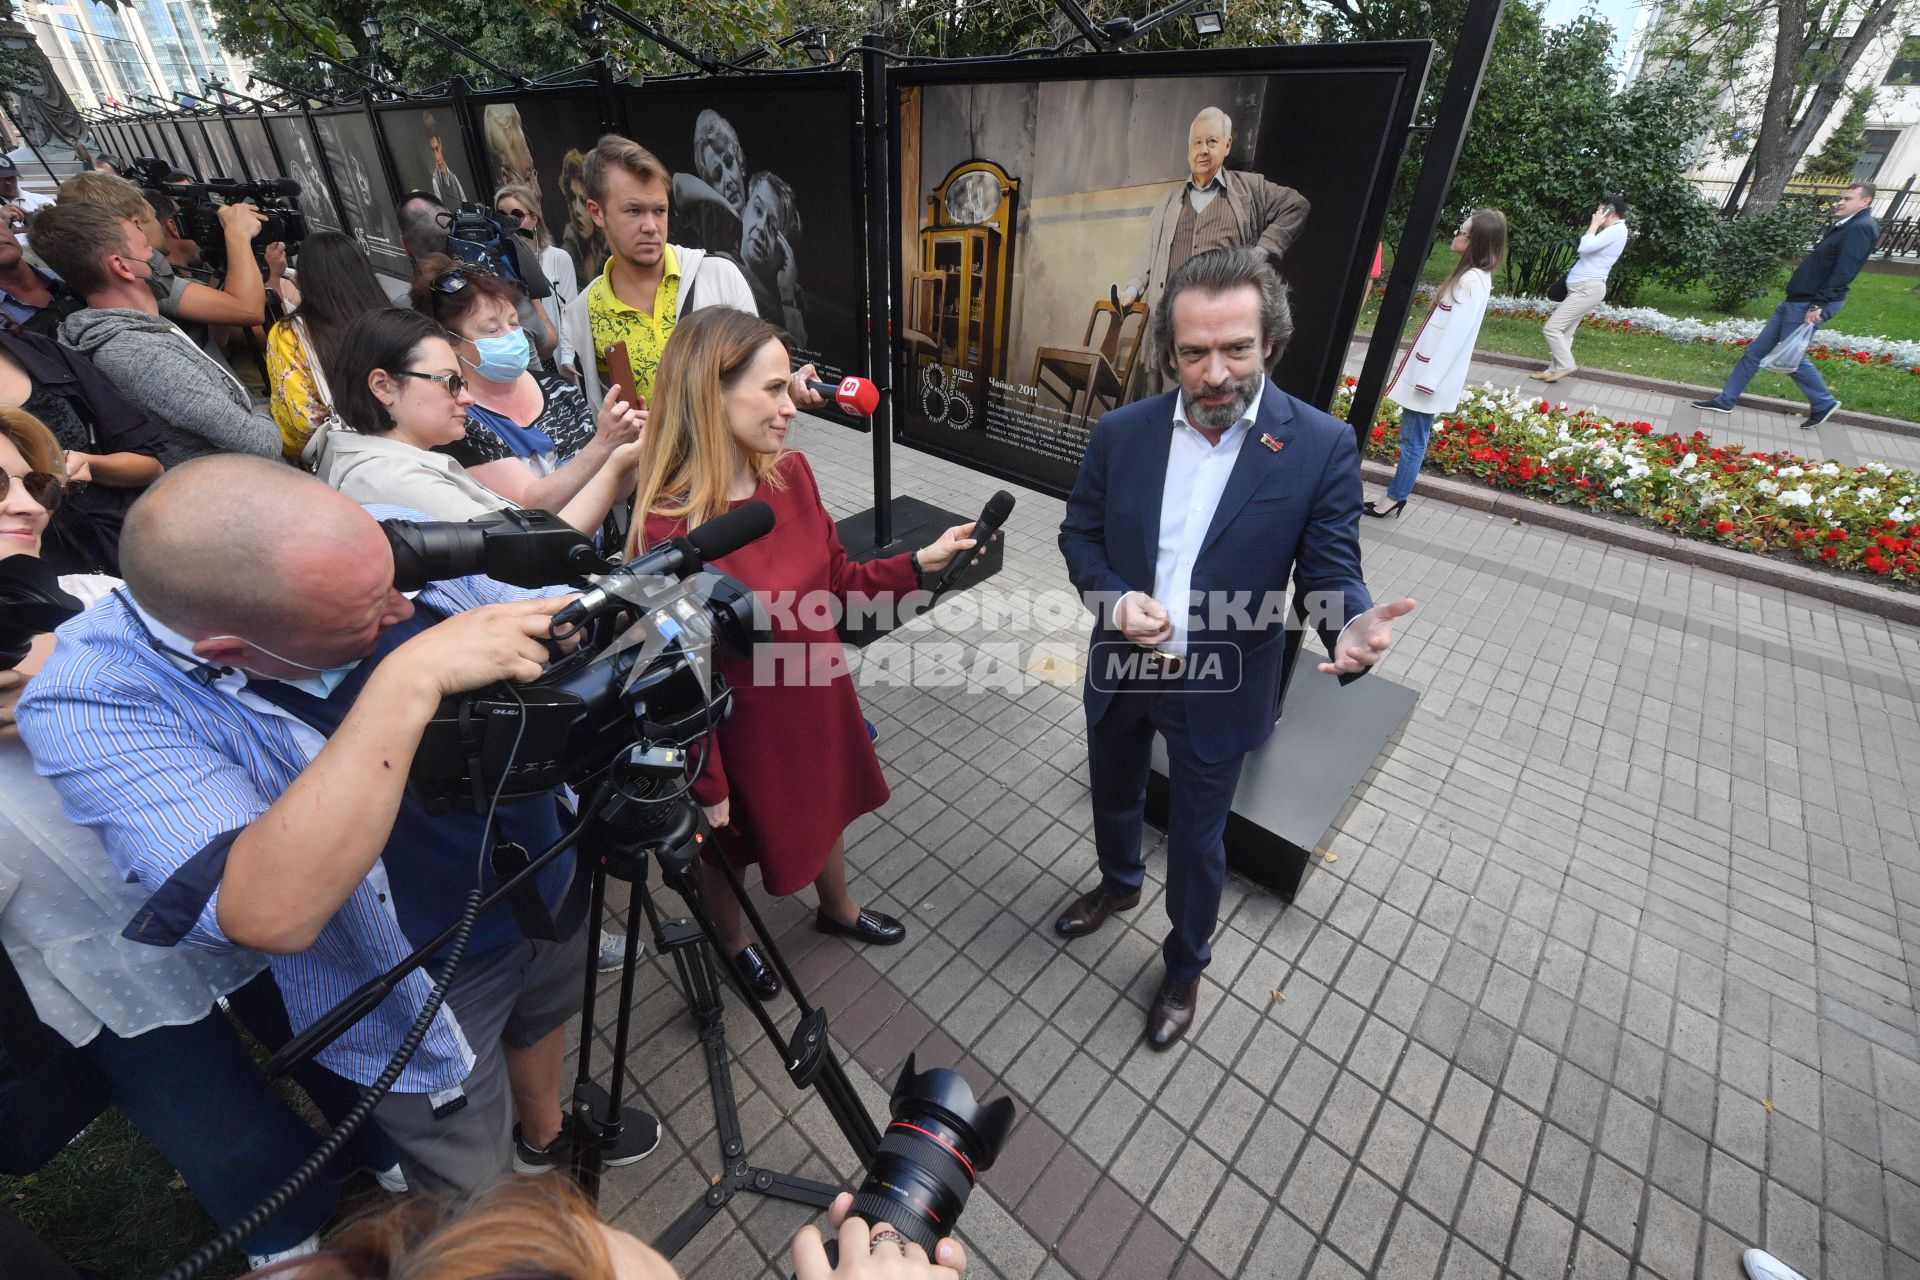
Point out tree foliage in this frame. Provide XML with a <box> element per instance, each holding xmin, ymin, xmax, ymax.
<box><xmin>1650</xmin><ymin>0</ymin><xmax>1910</xmax><ymax>214</ymax></box>
<box><xmin>1801</xmin><ymin>85</ymin><xmax>1876</xmax><ymax>181</ymax></box>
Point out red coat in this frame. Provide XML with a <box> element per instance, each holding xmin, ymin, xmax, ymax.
<box><xmin>643</xmin><ymin>451</ymin><xmax>918</xmax><ymax>896</ymax></box>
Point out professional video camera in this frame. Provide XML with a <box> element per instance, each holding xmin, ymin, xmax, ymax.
<box><xmin>445</xmin><ymin>201</ymin><xmax>551</xmax><ymax>300</ymax></box>
<box><xmin>0</xmin><ymin>556</ymin><xmax>81</xmax><ymax>671</ymax></box>
<box><xmin>127</xmin><ymin>155</ymin><xmax>306</xmax><ymax>270</ymax></box>
<box><xmin>380</xmin><ymin>502</ymin><xmax>774</xmax><ymax>811</ymax></box>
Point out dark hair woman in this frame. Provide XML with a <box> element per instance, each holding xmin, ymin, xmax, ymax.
<box><xmin>313</xmin><ymin>307</ymin><xmax>639</xmax><ymax>534</ymax></box>
<box><xmin>266</xmin><ymin>231</ymin><xmax>393</xmax><ymax>464</ymax></box>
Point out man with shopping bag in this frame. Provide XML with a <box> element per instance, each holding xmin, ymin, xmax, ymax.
<box><xmin>1693</xmin><ymin>183</ymin><xmax>1878</xmax><ymax>429</ymax></box>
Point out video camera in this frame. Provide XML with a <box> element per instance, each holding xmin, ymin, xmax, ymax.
<box><xmin>445</xmin><ymin>201</ymin><xmax>551</xmax><ymax>300</ymax></box>
<box><xmin>127</xmin><ymin>155</ymin><xmax>306</xmax><ymax>270</ymax></box>
<box><xmin>0</xmin><ymin>556</ymin><xmax>82</xmax><ymax>672</ymax></box>
<box><xmin>379</xmin><ymin>504</ymin><xmax>774</xmax><ymax>813</ymax></box>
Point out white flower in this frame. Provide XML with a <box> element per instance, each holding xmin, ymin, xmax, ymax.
<box><xmin>1678</xmin><ymin>453</ymin><xmax>1697</xmax><ymax>471</ymax></box>
<box><xmin>1778</xmin><ymin>488</ymin><xmax>1815</xmax><ymax>508</ymax></box>
<box><xmin>1778</xmin><ymin>465</ymin><xmax>1805</xmax><ymax>479</ymax></box>
<box><xmin>1859</xmin><ymin>487</ymin><xmax>1882</xmax><ymax>501</ymax></box>
<box><xmin>1756</xmin><ymin>479</ymin><xmax>1779</xmax><ymax>495</ymax></box>
<box><xmin>1818</xmin><ymin>463</ymin><xmax>1841</xmax><ymax>477</ymax></box>
<box><xmin>1613</xmin><ymin>488</ymin><xmax>1624</xmax><ymax>499</ymax></box>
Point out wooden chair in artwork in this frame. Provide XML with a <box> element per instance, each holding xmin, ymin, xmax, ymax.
<box><xmin>1030</xmin><ymin>298</ymin><xmax>1151</xmax><ymax>428</ymax></box>
<box><xmin>902</xmin><ymin>269</ymin><xmax>949</xmax><ymax>372</ymax></box>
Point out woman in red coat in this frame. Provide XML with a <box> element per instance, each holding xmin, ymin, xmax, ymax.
<box><xmin>632</xmin><ymin>307</ymin><xmax>980</xmax><ymax>1000</ymax></box>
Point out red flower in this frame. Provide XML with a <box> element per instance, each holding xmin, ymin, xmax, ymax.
<box><xmin>1714</xmin><ymin>521</ymin><xmax>1736</xmax><ymax>534</ymax></box>
<box><xmin>1631</xmin><ymin>423</ymin><xmax>1653</xmax><ymax>435</ymax></box>
<box><xmin>1371</xmin><ymin>425</ymin><xmax>1387</xmax><ymax>441</ymax></box>
<box><xmin>1828</xmin><ymin>529</ymin><xmax>1848</xmax><ymax>541</ymax></box>
<box><xmin>1821</xmin><ymin>546</ymin><xmax>1840</xmax><ymax>560</ymax></box>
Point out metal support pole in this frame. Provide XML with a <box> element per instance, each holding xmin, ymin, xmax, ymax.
<box><xmin>1346</xmin><ymin>0</ymin><xmax>1506</xmax><ymax>447</ymax></box>
<box><xmin>862</xmin><ymin>35</ymin><xmax>895</xmax><ymax>548</ymax></box>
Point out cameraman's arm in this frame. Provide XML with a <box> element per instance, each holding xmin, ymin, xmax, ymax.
<box><xmin>173</xmin><ymin>205</ymin><xmax>268</xmax><ymax>327</ymax></box>
<box><xmin>217</xmin><ymin>597</ymin><xmax>565</xmax><ymax>953</ymax></box>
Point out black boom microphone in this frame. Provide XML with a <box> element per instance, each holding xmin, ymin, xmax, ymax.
<box><xmin>929</xmin><ymin>490</ymin><xmax>1014</xmax><ymax>596</ymax></box>
<box><xmin>551</xmin><ymin>500</ymin><xmax>776</xmax><ymax>632</ymax></box>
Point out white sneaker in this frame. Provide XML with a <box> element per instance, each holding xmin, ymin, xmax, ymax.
<box><xmin>1743</xmin><ymin>1248</ymin><xmax>1810</xmax><ymax>1280</ymax></box>
<box><xmin>372</xmin><ymin>1162</ymin><xmax>408</xmax><ymax>1193</ymax></box>
<box><xmin>596</xmin><ymin>930</ymin><xmax>639</xmax><ymax>973</ymax></box>
<box><xmin>249</xmin><ymin>1232</ymin><xmax>322</xmax><ymax>1269</ymax></box>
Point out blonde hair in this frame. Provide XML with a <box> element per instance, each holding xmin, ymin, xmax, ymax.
<box><xmin>0</xmin><ymin>406</ymin><xmax>67</xmax><ymax>480</ymax></box>
<box><xmin>57</xmin><ymin>170</ymin><xmax>151</xmax><ymax>222</ymax></box>
<box><xmin>627</xmin><ymin>307</ymin><xmax>790</xmax><ymax>554</ymax></box>
<box><xmin>494</xmin><ymin>183</ymin><xmax>549</xmax><ymax>253</ymax></box>
<box><xmin>582</xmin><ymin>134</ymin><xmax>671</xmax><ymax>205</ymax></box>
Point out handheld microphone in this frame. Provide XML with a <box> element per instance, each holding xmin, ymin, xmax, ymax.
<box><xmin>929</xmin><ymin>490</ymin><xmax>1014</xmax><ymax>596</ymax></box>
<box><xmin>551</xmin><ymin>500</ymin><xmax>776</xmax><ymax>632</ymax></box>
<box><xmin>806</xmin><ymin>375</ymin><xmax>881</xmax><ymax>417</ymax></box>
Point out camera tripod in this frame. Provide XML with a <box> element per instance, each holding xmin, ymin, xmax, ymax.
<box><xmin>569</xmin><ymin>746</ymin><xmax>883</xmax><ymax>1257</ymax></box>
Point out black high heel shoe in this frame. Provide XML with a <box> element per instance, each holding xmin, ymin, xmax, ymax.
<box><xmin>1363</xmin><ymin>499</ymin><xmax>1406</xmax><ymax>519</ymax></box>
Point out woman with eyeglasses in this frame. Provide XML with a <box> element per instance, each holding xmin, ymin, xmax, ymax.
<box><xmin>0</xmin><ymin>407</ymin><xmax>400</xmax><ymax>1270</ymax></box>
<box><xmin>409</xmin><ymin>254</ymin><xmax>641</xmax><ymax>522</ymax></box>
<box><xmin>313</xmin><ymin>308</ymin><xmax>641</xmax><ymax>535</ymax></box>
<box><xmin>493</xmin><ymin>185</ymin><xmax>579</xmax><ymax>376</ymax></box>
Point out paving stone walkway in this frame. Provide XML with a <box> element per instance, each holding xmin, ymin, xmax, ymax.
<box><xmin>585</xmin><ymin>409</ymin><xmax>1920</xmax><ymax>1280</ymax></box>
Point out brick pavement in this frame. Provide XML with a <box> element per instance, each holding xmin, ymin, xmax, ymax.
<box><xmin>585</xmin><ymin>413</ymin><xmax>1920</xmax><ymax>1280</ymax></box>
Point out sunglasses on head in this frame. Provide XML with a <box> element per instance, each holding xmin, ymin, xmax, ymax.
<box><xmin>0</xmin><ymin>469</ymin><xmax>64</xmax><ymax>512</ymax></box>
<box><xmin>429</xmin><ymin>268</ymin><xmax>469</xmax><ymax>294</ymax></box>
<box><xmin>392</xmin><ymin>369</ymin><xmax>468</xmax><ymax>398</ymax></box>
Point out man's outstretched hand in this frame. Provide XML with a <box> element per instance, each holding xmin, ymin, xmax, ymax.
<box><xmin>1318</xmin><ymin>598</ymin><xmax>1416</xmax><ymax>675</ymax></box>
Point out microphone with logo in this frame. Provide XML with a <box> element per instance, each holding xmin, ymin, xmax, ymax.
<box><xmin>926</xmin><ymin>490</ymin><xmax>1014</xmax><ymax>598</ymax></box>
<box><xmin>805</xmin><ymin>375</ymin><xmax>881</xmax><ymax>418</ymax></box>
<box><xmin>550</xmin><ymin>500</ymin><xmax>776</xmax><ymax>636</ymax></box>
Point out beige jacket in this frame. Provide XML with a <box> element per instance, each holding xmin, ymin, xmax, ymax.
<box><xmin>312</xmin><ymin>430</ymin><xmax>511</xmax><ymax>521</ymax></box>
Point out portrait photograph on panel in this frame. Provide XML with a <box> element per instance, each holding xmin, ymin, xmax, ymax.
<box><xmin>892</xmin><ymin>48</ymin><xmax>1426</xmax><ymax>495</ymax></box>
<box><xmin>312</xmin><ymin>109</ymin><xmax>406</xmax><ymax>271</ymax></box>
<box><xmin>202</xmin><ymin>118</ymin><xmax>242</xmax><ymax>180</ymax></box>
<box><xmin>232</xmin><ymin>116</ymin><xmax>278</xmax><ymax>185</ymax></box>
<box><xmin>177</xmin><ymin>119</ymin><xmax>216</xmax><ymax>179</ymax></box>
<box><xmin>472</xmin><ymin>93</ymin><xmax>611</xmax><ymax>288</ymax></box>
<box><xmin>379</xmin><ymin>105</ymin><xmax>480</xmax><ymax>208</ymax></box>
<box><xmin>266</xmin><ymin>114</ymin><xmax>343</xmax><ymax>236</ymax></box>
<box><xmin>154</xmin><ymin>120</ymin><xmax>192</xmax><ymax>172</ymax></box>
<box><xmin>620</xmin><ymin>75</ymin><xmax>864</xmax><ymax>384</ymax></box>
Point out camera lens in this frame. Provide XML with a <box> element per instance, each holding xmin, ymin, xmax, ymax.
<box><xmin>845</xmin><ymin>1055</ymin><xmax>1015</xmax><ymax>1256</ymax></box>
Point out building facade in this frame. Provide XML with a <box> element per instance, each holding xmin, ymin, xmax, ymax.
<box><xmin>18</xmin><ymin>0</ymin><xmax>249</xmax><ymax>114</ymax></box>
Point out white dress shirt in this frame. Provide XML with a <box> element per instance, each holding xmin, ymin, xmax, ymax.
<box><xmin>1133</xmin><ymin>378</ymin><xmax>1265</xmax><ymax>656</ymax></box>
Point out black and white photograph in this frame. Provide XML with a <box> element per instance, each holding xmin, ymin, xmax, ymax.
<box><xmin>203</xmin><ymin>117</ymin><xmax>243</xmax><ymax>182</ymax></box>
<box><xmin>621</xmin><ymin>76</ymin><xmax>864</xmax><ymax>382</ymax></box>
<box><xmin>265</xmin><ymin>114</ymin><xmax>344</xmax><ymax>236</ymax></box>
<box><xmin>474</xmin><ymin>94</ymin><xmax>610</xmax><ymax>286</ymax></box>
<box><xmin>379</xmin><ymin>106</ymin><xmax>479</xmax><ymax>208</ymax></box>
<box><xmin>312</xmin><ymin>109</ymin><xmax>406</xmax><ymax>271</ymax></box>
<box><xmin>231</xmin><ymin>115</ymin><xmax>277</xmax><ymax>186</ymax></box>
<box><xmin>893</xmin><ymin>52</ymin><xmax>1423</xmax><ymax>494</ymax></box>
<box><xmin>177</xmin><ymin>118</ymin><xmax>216</xmax><ymax>179</ymax></box>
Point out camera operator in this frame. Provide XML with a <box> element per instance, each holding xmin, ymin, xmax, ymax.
<box><xmin>29</xmin><ymin>200</ymin><xmax>280</xmax><ymax>463</ymax></box>
<box><xmin>0</xmin><ymin>412</ymin><xmax>398</xmax><ymax>1269</ymax></box>
<box><xmin>17</xmin><ymin>454</ymin><xmax>662</xmax><ymax>1193</ymax></box>
<box><xmin>58</xmin><ymin>171</ymin><xmax>280</xmax><ymax>352</ymax></box>
<box><xmin>398</xmin><ymin>191</ymin><xmax>558</xmax><ymax>365</ymax></box>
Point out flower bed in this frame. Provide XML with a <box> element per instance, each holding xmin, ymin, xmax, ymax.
<box><xmin>1423</xmin><ymin>286</ymin><xmax>1920</xmax><ymax>372</ymax></box>
<box><xmin>1338</xmin><ymin>379</ymin><xmax>1920</xmax><ymax>584</ymax></box>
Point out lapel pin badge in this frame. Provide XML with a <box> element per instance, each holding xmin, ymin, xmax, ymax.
<box><xmin>1260</xmin><ymin>433</ymin><xmax>1284</xmax><ymax>453</ymax></box>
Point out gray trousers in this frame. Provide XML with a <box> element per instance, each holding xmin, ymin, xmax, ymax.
<box><xmin>1543</xmin><ymin>278</ymin><xmax>1607</xmax><ymax>374</ymax></box>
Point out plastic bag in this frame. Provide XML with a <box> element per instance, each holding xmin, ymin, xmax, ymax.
<box><xmin>1759</xmin><ymin>322</ymin><xmax>1816</xmax><ymax>372</ymax></box>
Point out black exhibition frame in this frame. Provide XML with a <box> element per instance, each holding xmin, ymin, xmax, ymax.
<box><xmin>886</xmin><ymin>41</ymin><xmax>1432</xmax><ymax>499</ymax></box>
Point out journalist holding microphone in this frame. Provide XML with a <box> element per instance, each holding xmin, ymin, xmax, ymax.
<box><xmin>17</xmin><ymin>455</ymin><xmax>662</xmax><ymax>1195</ymax></box>
<box><xmin>629</xmin><ymin>306</ymin><xmax>981</xmax><ymax>1001</ymax></box>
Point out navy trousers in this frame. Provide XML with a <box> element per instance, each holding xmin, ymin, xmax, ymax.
<box><xmin>1087</xmin><ymin>679</ymin><xmax>1247</xmax><ymax>982</ymax></box>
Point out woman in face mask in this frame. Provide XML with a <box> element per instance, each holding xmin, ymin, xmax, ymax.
<box><xmin>409</xmin><ymin>253</ymin><xmax>642</xmax><ymax>522</ymax></box>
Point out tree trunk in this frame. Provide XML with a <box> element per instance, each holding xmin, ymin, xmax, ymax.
<box><xmin>1744</xmin><ymin>0</ymin><xmax>1905</xmax><ymax>214</ymax></box>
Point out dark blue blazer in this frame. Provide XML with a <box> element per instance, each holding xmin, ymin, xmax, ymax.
<box><xmin>1059</xmin><ymin>383</ymin><xmax>1373</xmax><ymax>764</ymax></box>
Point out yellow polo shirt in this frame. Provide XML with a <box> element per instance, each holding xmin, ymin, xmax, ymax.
<box><xmin>586</xmin><ymin>245</ymin><xmax>681</xmax><ymax>404</ymax></box>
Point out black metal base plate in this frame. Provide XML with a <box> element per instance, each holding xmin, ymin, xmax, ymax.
<box><xmin>1145</xmin><ymin>665</ymin><xmax>1417</xmax><ymax>900</ymax></box>
<box><xmin>834</xmin><ymin>496</ymin><xmax>1006</xmax><ymax>648</ymax></box>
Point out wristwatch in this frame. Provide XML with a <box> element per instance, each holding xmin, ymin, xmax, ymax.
<box><xmin>909</xmin><ymin>549</ymin><xmax>927</xmax><ymax>586</ymax></box>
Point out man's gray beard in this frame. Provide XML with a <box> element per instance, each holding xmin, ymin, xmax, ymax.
<box><xmin>1187</xmin><ymin>373</ymin><xmax>1261</xmax><ymax>432</ymax></box>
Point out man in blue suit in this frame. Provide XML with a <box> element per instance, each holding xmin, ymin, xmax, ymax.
<box><xmin>1693</xmin><ymin>182</ymin><xmax>1879</xmax><ymax>429</ymax></box>
<box><xmin>1058</xmin><ymin>246</ymin><xmax>1415</xmax><ymax>1049</ymax></box>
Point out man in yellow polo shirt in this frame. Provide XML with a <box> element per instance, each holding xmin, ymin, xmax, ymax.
<box><xmin>560</xmin><ymin>135</ymin><xmax>823</xmax><ymax>413</ymax></box>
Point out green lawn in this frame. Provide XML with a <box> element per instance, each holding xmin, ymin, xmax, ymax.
<box><xmin>2</xmin><ymin>1110</ymin><xmax>245</xmax><ymax>1280</ymax></box>
<box><xmin>1363</xmin><ymin>247</ymin><xmax>1920</xmax><ymax>423</ymax></box>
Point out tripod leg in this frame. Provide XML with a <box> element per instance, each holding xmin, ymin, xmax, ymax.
<box><xmin>570</xmin><ymin>861</ymin><xmax>609</xmax><ymax>1199</ymax></box>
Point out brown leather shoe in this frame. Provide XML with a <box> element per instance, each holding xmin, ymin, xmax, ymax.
<box><xmin>1054</xmin><ymin>886</ymin><xmax>1141</xmax><ymax>939</ymax></box>
<box><xmin>1146</xmin><ymin>975</ymin><xmax>1199</xmax><ymax>1050</ymax></box>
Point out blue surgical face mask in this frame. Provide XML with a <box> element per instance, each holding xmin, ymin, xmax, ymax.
<box><xmin>466</xmin><ymin>330</ymin><xmax>530</xmax><ymax>382</ymax></box>
<box><xmin>206</xmin><ymin>632</ymin><xmax>360</xmax><ymax>698</ymax></box>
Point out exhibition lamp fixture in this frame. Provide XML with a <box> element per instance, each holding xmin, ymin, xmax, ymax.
<box><xmin>1051</xmin><ymin>0</ymin><xmax>1225</xmax><ymax>49</ymax></box>
<box><xmin>205</xmin><ymin>77</ymin><xmax>278</xmax><ymax>111</ymax></box>
<box><xmin>308</xmin><ymin>50</ymin><xmax>409</xmax><ymax>100</ymax></box>
<box><xmin>731</xmin><ymin>25</ymin><xmax>834</xmax><ymax>70</ymax></box>
<box><xmin>399</xmin><ymin>17</ymin><xmax>533</xmax><ymax>88</ymax></box>
<box><xmin>579</xmin><ymin>0</ymin><xmax>728</xmax><ymax>76</ymax></box>
<box><xmin>245</xmin><ymin>70</ymin><xmax>338</xmax><ymax>108</ymax></box>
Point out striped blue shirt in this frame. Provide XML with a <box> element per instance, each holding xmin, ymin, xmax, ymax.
<box><xmin>17</xmin><ymin>507</ymin><xmax>563</xmax><ymax>1093</ymax></box>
